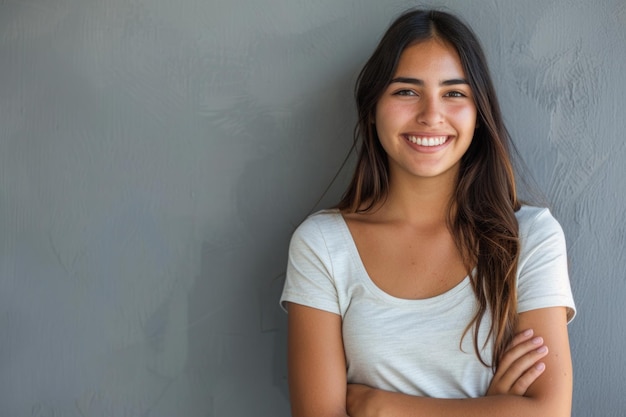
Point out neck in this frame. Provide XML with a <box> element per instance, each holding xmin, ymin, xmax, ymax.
<box><xmin>378</xmin><ymin>169</ymin><xmax>457</xmax><ymax>227</ymax></box>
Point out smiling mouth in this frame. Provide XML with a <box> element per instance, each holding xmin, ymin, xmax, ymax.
<box><xmin>406</xmin><ymin>135</ymin><xmax>449</xmax><ymax>147</ymax></box>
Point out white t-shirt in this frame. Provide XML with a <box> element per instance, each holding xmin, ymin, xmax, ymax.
<box><xmin>280</xmin><ymin>205</ymin><xmax>576</xmax><ymax>398</ymax></box>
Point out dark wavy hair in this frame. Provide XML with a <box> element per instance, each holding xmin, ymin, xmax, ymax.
<box><xmin>337</xmin><ymin>8</ymin><xmax>521</xmax><ymax>370</ymax></box>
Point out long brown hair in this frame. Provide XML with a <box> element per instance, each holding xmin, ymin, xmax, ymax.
<box><xmin>337</xmin><ymin>9</ymin><xmax>521</xmax><ymax>370</ymax></box>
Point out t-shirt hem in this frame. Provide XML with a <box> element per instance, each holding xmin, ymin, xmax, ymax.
<box><xmin>518</xmin><ymin>297</ymin><xmax>577</xmax><ymax>322</ymax></box>
<box><xmin>279</xmin><ymin>292</ymin><xmax>341</xmax><ymax>316</ymax></box>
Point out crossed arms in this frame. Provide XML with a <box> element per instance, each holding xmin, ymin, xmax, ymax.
<box><xmin>286</xmin><ymin>303</ymin><xmax>572</xmax><ymax>417</ymax></box>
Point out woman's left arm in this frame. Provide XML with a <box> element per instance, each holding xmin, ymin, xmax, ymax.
<box><xmin>347</xmin><ymin>306</ymin><xmax>572</xmax><ymax>417</ymax></box>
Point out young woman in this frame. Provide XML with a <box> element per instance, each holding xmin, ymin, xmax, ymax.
<box><xmin>280</xmin><ymin>9</ymin><xmax>576</xmax><ymax>417</ymax></box>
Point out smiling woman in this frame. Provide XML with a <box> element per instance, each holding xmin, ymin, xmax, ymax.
<box><xmin>374</xmin><ymin>40</ymin><xmax>477</xmax><ymax>182</ymax></box>
<box><xmin>280</xmin><ymin>8</ymin><xmax>575</xmax><ymax>417</ymax></box>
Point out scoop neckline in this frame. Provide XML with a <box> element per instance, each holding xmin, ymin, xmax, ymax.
<box><xmin>325</xmin><ymin>208</ymin><xmax>472</xmax><ymax>307</ymax></box>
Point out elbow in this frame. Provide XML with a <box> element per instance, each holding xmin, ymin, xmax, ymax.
<box><xmin>525</xmin><ymin>392</ymin><xmax>572</xmax><ymax>417</ymax></box>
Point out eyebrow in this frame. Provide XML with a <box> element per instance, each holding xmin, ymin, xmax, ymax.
<box><xmin>389</xmin><ymin>77</ymin><xmax>469</xmax><ymax>86</ymax></box>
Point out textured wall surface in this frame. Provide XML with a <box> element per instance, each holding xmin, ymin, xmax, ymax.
<box><xmin>0</xmin><ymin>0</ymin><xmax>624</xmax><ymax>416</ymax></box>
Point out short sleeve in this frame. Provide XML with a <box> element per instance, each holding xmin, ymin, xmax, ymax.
<box><xmin>279</xmin><ymin>216</ymin><xmax>341</xmax><ymax>315</ymax></box>
<box><xmin>516</xmin><ymin>207</ymin><xmax>576</xmax><ymax>322</ymax></box>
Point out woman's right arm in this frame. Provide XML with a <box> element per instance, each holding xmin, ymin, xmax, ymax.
<box><xmin>287</xmin><ymin>302</ymin><xmax>350</xmax><ymax>417</ymax></box>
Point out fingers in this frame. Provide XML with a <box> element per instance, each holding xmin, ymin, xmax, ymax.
<box><xmin>497</xmin><ymin>329</ymin><xmax>545</xmax><ymax>376</ymax></box>
<box><xmin>488</xmin><ymin>329</ymin><xmax>549</xmax><ymax>396</ymax></box>
<box><xmin>508</xmin><ymin>360</ymin><xmax>547</xmax><ymax>396</ymax></box>
<box><xmin>508</xmin><ymin>328</ymin><xmax>536</xmax><ymax>350</ymax></box>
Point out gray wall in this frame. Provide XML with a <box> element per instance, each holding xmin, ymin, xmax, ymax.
<box><xmin>0</xmin><ymin>0</ymin><xmax>624</xmax><ymax>416</ymax></box>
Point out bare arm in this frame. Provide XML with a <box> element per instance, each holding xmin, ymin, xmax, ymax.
<box><xmin>287</xmin><ymin>302</ymin><xmax>350</xmax><ymax>417</ymax></box>
<box><xmin>346</xmin><ymin>306</ymin><xmax>572</xmax><ymax>417</ymax></box>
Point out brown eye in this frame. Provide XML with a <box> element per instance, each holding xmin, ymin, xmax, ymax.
<box><xmin>393</xmin><ymin>89</ymin><xmax>417</xmax><ymax>96</ymax></box>
<box><xmin>445</xmin><ymin>91</ymin><xmax>466</xmax><ymax>98</ymax></box>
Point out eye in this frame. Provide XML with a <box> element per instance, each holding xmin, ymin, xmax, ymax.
<box><xmin>444</xmin><ymin>91</ymin><xmax>467</xmax><ymax>98</ymax></box>
<box><xmin>393</xmin><ymin>89</ymin><xmax>417</xmax><ymax>97</ymax></box>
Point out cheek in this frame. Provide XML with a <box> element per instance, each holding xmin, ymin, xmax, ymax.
<box><xmin>449</xmin><ymin>105</ymin><xmax>477</xmax><ymax>130</ymax></box>
<box><xmin>375</xmin><ymin>100</ymin><xmax>408</xmax><ymax>129</ymax></box>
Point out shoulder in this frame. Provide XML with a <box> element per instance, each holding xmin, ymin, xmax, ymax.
<box><xmin>292</xmin><ymin>209</ymin><xmax>343</xmax><ymax>239</ymax></box>
<box><xmin>282</xmin><ymin>210</ymin><xmax>347</xmax><ymax>315</ymax></box>
<box><xmin>515</xmin><ymin>205</ymin><xmax>560</xmax><ymax>230</ymax></box>
<box><xmin>289</xmin><ymin>209</ymin><xmax>345</xmax><ymax>252</ymax></box>
<box><xmin>516</xmin><ymin>205</ymin><xmax>567</xmax><ymax>265</ymax></box>
<box><xmin>516</xmin><ymin>205</ymin><xmax>565</xmax><ymax>243</ymax></box>
<box><xmin>515</xmin><ymin>205</ymin><xmax>576</xmax><ymax>321</ymax></box>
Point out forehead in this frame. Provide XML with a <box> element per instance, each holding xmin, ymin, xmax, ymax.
<box><xmin>394</xmin><ymin>39</ymin><xmax>466</xmax><ymax>78</ymax></box>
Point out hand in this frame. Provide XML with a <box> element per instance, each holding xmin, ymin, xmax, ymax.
<box><xmin>487</xmin><ymin>329</ymin><xmax>549</xmax><ymax>396</ymax></box>
<box><xmin>347</xmin><ymin>384</ymin><xmax>378</xmax><ymax>417</ymax></box>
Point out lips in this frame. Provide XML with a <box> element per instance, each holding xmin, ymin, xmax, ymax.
<box><xmin>405</xmin><ymin>135</ymin><xmax>449</xmax><ymax>147</ymax></box>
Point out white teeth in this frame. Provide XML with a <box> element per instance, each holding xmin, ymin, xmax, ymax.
<box><xmin>407</xmin><ymin>136</ymin><xmax>447</xmax><ymax>146</ymax></box>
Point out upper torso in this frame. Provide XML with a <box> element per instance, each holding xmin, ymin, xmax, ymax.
<box><xmin>280</xmin><ymin>205</ymin><xmax>576</xmax><ymax>398</ymax></box>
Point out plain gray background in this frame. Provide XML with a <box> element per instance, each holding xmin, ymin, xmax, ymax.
<box><xmin>1</xmin><ymin>0</ymin><xmax>624</xmax><ymax>416</ymax></box>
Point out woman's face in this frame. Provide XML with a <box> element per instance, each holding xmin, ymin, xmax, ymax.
<box><xmin>374</xmin><ymin>38</ymin><xmax>477</xmax><ymax>184</ymax></box>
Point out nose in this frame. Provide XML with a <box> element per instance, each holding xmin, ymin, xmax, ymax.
<box><xmin>416</xmin><ymin>96</ymin><xmax>444</xmax><ymax>126</ymax></box>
